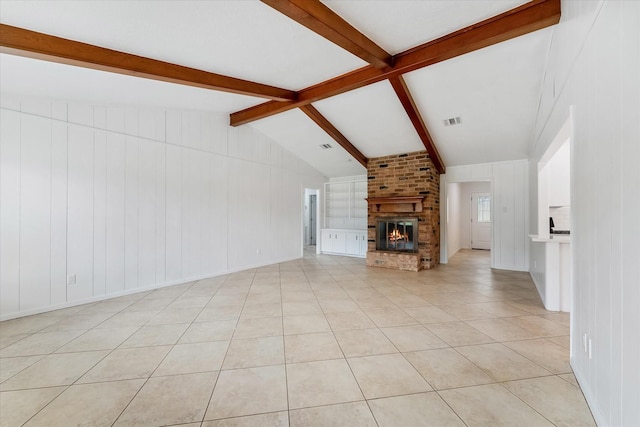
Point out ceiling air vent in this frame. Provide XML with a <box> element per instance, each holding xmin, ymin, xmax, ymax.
<box><xmin>443</xmin><ymin>116</ymin><xmax>462</xmax><ymax>127</ymax></box>
<box><xmin>320</xmin><ymin>143</ymin><xmax>333</xmax><ymax>149</ymax></box>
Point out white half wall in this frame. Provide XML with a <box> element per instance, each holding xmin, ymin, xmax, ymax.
<box><xmin>441</xmin><ymin>159</ymin><xmax>528</xmax><ymax>271</ymax></box>
<box><xmin>0</xmin><ymin>95</ymin><xmax>326</xmax><ymax>320</ymax></box>
<box><xmin>527</xmin><ymin>1</ymin><xmax>640</xmax><ymax>425</ymax></box>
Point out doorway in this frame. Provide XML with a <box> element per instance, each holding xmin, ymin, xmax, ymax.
<box><xmin>309</xmin><ymin>194</ymin><xmax>317</xmax><ymax>245</ymax></box>
<box><xmin>471</xmin><ymin>192</ymin><xmax>491</xmax><ymax>250</ymax></box>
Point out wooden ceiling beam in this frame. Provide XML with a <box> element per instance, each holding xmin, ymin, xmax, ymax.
<box><xmin>299</xmin><ymin>104</ymin><xmax>368</xmax><ymax>168</ymax></box>
<box><xmin>0</xmin><ymin>24</ymin><xmax>297</xmax><ymax>102</ymax></box>
<box><xmin>231</xmin><ymin>0</ymin><xmax>561</xmax><ymax>126</ymax></box>
<box><xmin>389</xmin><ymin>76</ymin><xmax>445</xmax><ymax>174</ymax></box>
<box><xmin>261</xmin><ymin>0</ymin><xmax>392</xmax><ymax>69</ymax></box>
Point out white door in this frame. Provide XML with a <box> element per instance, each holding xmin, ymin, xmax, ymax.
<box><xmin>471</xmin><ymin>192</ymin><xmax>491</xmax><ymax>250</ymax></box>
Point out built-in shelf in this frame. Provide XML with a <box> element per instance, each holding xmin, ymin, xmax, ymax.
<box><xmin>366</xmin><ymin>196</ymin><xmax>425</xmax><ymax>213</ymax></box>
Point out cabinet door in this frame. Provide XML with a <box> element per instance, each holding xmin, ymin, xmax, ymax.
<box><xmin>321</xmin><ymin>229</ymin><xmax>333</xmax><ymax>253</ymax></box>
<box><xmin>333</xmin><ymin>231</ymin><xmax>346</xmax><ymax>254</ymax></box>
<box><xmin>345</xmin><ymin>232</ymin><xmax>360</xmax><ymax>255</ymax></box>
<box><xmin>359</xmin><ymin>233</ymin><xmax>368</xmax><ymax>256</ymax></box>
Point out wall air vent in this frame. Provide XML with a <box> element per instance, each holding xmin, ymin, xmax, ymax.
<box><xmin>320</xmin><ymin>143</ymin><xmax>333</xmax><ymax>149</ymax></box>
<box><xmin>443</xmin><ymin>116</ymin><xmax>462</xmax><ymax>127</ymax></box>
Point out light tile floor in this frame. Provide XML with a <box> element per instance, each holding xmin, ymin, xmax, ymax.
<box><xmin>0</xmin><ymin>249</ymin><xmax>596</xmax><ymax>427</ymax></box>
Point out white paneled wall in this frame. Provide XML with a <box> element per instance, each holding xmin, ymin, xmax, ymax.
<box><xmin>0</xmin><ymin>96</ymin><xmax>325</xmax><ymax>320</ymax></box>
<box><xmin>528</xmin><ymin>1</ymin><xmax>639</xmax><ymax>425</ymax></box>
<box><xmin>441</xmin><ymin>160</ymin><xmax>529</xmax><ymax>271</ymax></box>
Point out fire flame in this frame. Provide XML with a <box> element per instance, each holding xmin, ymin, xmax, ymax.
<box><xmin>388</xmin><ymin>229</ymin><xmax>408</xmax><ymax>242</ymax></box>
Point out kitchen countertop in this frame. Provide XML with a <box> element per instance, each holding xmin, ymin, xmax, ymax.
<box><xmin>529</xmin><ymin>234</ymin><xmax>571</xmax><ymax>243</ymax></box>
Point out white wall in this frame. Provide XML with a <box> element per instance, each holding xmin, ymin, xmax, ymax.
<box><xmin>446</xmin><ymin>183</ymin><xmax>461</xmax><ymax>257</ymax></box>
<box><xmin>527</xmin><ymin>1</ymin><xmax>639</xmax><ymax>425</ymax></box>
<box><xmin>441</xmin><ymin>159</ymin><xmax>528</xmax><ymax>271</ymax></box>
<box><xmin>0</xmin><ymin>95</ymin><xmax>326</xmax><ymax>320</ymax></box>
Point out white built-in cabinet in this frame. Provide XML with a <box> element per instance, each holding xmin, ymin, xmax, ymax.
<box><xmin>322</xmin><ymin>177</ymin><xmax>367</xmax><ymax>258</ymax></box>
<box><xmin>322</xmin><ymin>229</ymin><xmax>367</xmax><ymax>258</ymax></box>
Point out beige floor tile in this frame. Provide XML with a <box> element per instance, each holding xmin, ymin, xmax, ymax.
<box><xmin>0</xmin><ymin>330</ymin><xmax>84</xmax><ymax>357</ymax></box>
<box><xmin>507</xmin><ymin>299</ymin><xmax>551</xmax><ymax>315</ymax></box>
<box><xmin>438</xmin><ymin>304</ymin><xmax>496</xmax><ymax>321</ymax></box>
<box><xmin>54</xmin><ymin>327</ymin><xmax>139</xmax><ymax>353</ymax></box>
<box><xmin>347</xmin><ymin>353</ymin><xmax>432</xmax><ymax>399</ymax></box>
<box><xmin>403</xmin><ymin>306</ymin><xmax>458</xmax><ymax>324</ymax></box>
<box><xmin>319</xmin><ymin>299</ymin><xmax>361</xmax><ymax>314</ymax></box>
<box><xmin>116</xmin><ymin>372</ymin><xmax>217</xmax><ymax>426</ymax></box>
<box><xmin>380</xmin><ymin>325</ymin><xmax>448</xmax><ymax>352</ymax></box>
<box><xmin>425</xmin><ymin>321</ymin><xmax>495</xmax><ymax>346</ymax></box>
<box><xmin>0</xmin><ymin>333</ymin><xmax>29</xmax><ymax>350</ymax></box>
<box><xmin>506</xmin><ymin>315</ymin><xmax>570</xmax><ymax>337</ymax></box>
<box><xmin>284</xmin><ymin>332</ymin><xmax>343</xmax><ymax>363</ymax></box>
<box><xmin>283</xmin><ymin>314</ymin><xmax>330</xmax><ymax>335</ymax></box>
<box><xmin>334</xmin><ymin>329</ymin><xmax>397</xmax><ymax>357</ymax></box>
<box><xmin>146</xmin><ymin>307</ymin><xmax>202</xmax><ymax>325</ymax></box>
<box><xmin>206</xmin><ymin>365</ymin><xmax>288</xmax><ymax>419</ymax></box>
<box><xmin>286</xmin><ymin>359</ymin><xmax>363</xmax><ymax>409</ymax></box>
<box><xmin>203</xmin><ymin>412</ymin><xmax>289</xmax><ymax>427</ymax></box>
<box><xmin>154</xmin><ymin>341</ymin><xmax>229</xmax><ymax>375</ymax></box>
<box><xmin>548</xmin><ymin>335</ymin><xmax>571</xmax><ymax>349</ymax></box>
<box><xmin>0</xmin><ymin>316</ymin><xmax>62</xmax><ymax>336</ymax></box>
<box><xmin>325</xmin><ymin>311</ymin><xmax>376</xmax><ymax>331</ymax></box>
<box><xmin>368</xmin><ymin>392</ymin><xmax>465</xmax><ymax>427</ymax></box>
<box><xmin>234</xmin><ymin>317</ymin><xmax>283</xmax><ymax>339</ymax></box>
<box><xmin>455</xmin><ymin>343</ymin><xmax>552</xmax><ymax>381</ymax></box>
<box><xmin>40</xmin><ymin>312</ymin><xmax>114</xmax><ymax>332</ymax></box>
<box><xmin>289</xmin><ymin>401</ymin><xmax>376</xmax><ymax>427</ymax></box>
<box><xmin>404</xmin><ymin>348</ymin><xmax>494</xmax><ymax>390</ymax></box>
<box><xmin>1</xmin><ymin>351</ymin><xmax>108</xmax><ymax>390</ymax></box>
<box><xmin>539</xmin><ymin>312</ymin><xmax>571</xmax><ymax>326</ymax></box>
<box><xmin>0</xmin><ymin>355</ymin><xmax>44</xmax><ymax>383</ymax></box>
<box><xmin>94</xmin><ymin>310</ymin><xmax>159</xmax><ymax>328</ymax></box>
<box><xmin>440</xmin><ymin>383</ymin><xmax>555</xmax><ymax>427</ymax></box>
<box><xmin>0</xmin><ymin>387</ymin><xmax>65</xmax><ymax>427</ymax></box>
<box><xmin>241</xmin><ymin>302</ymin><xmax>282</xmax><ymax>319</ymax></box>
<box><xmin>364</xmin><ymin>308</ymin><xmax>418</xmax><ymax>327</ymax></box>
<box><xmin>504</xmin><ymin>338</ymin><xmax>571</xmax><ymax>374</ymax></box>
<box><xmin>222</xmin><ymin>336</ymin><xmax>284</xmax><ymax>369</ymax></box>
<box><xmin>465</xmin><ymin>318</ymin><xmax>538</xmax><ymax>341</ymax></box>
<box><xmin>385</xmin><ymin>293</ymin><xmax>431</xmax><ymax>308</ymax></box>
<box><xmin>24</xmin><ymin>379</ymin><xmax>144</xmax><ymax>427</ymax></box>
<box><xmin>119</xmin><ymin>323</ymin><xmax>189</xmax><ymax>348</ymax></box>
<box><xmin>179</xmin><ymin>320</ymin><xmax>237</xmax><ymax>343</ymax></box>
<box><xmin>168</xmin><ymin>296</ymin><xmax>212</xmax><ymax>309</ymax></box>
<box><xmin>78</xmin><ymin>346</ymin><xmax>171</xmax><ymax>383</ymax></box>
<box><xmin>504</xmin><ymin>376</ymin><xmax>596</xmax><ymax>426</ymax></box>
<box><xmin>558</xmin><ymin>372</ymin><xmax>580</xmax><ymax>387</ymax></box>
<box><xmin>469</xmin><ymin>301</ymin><xmax>531</xmax><ymax>317</ymax></box>
<box><xmin>123</xmin><ymin>297</ymin><xmax>174</xmax><ymax>312</ymax></box>
<box><xmin>197</xmin><ymin>305</ymin><xmax>243</xmax><ymax>322</ymax></box>
<box><xmin>282</xmin><ymin>301</ymin><xmax>323</xmax><ymax>316</ymax></box>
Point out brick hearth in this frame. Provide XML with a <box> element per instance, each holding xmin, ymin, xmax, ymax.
<box><xmin>366</xmin><ymin>150</ymin><xmax>440</xmax><ymax>271</ymax></box>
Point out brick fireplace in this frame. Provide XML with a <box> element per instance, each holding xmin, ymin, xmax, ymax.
<box><xmin>366</xmin><ymin>150</ymin><xmax>440</xmax><ymax>271</ymax></box>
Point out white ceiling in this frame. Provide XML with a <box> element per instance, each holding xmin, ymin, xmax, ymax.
<box><xmin>0</xmin><ymin>0</ymin><xmax>555</xmax><ymax>176</ymax></box>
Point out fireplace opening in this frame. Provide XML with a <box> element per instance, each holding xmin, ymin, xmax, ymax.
<box><xmin>376</xmin><ymin>217</ymin><xmax>418</xmax><ymax>252</ymax></box>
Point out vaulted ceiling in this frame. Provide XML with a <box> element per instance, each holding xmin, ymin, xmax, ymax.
<box><xmin>0</xmin><ymin>0</ymin><xmax>559</xmax><ymax>177</ymax></box>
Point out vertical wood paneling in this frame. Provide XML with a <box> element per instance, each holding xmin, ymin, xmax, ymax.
<box><xmin>93</xmin><ymin>131</ymin><xmax>107</xmax><ymax>297</ymax></box>
<box><xmin>181</xmin><ymin>148</ymin><xmax>203</xmax><ymax>278</ymax></box>
<box><xmin>105</xmin><ymin>133</ymin><xmax>126</xmax><ymax>294</ymax></box>
<box><xmin>0</xmin><ymin>109</ymin><xmax>22</xmax><ymax>314</ymax></box>
<box><xmin>0</xmin><ymin>101</ymin><xmax>326</xmax><ymax>321</ymax></box>
<box><xmin>137</xmin><ymin>139</ymin><xmax>157</xmax><ymax>287</ymax></box>
<box><xmin>207</xmin><ymin>154</ymin><xmax>228</xmax><ymax>273</ymax></box>
<box><xmin>124</xmin><ymin>137</ymin><xmax>139</xmax><ymax>290</ymax></box>
<box><xmin>165</xmin><ymin>144</ymin><xmax>182</xmax><ymax>281</ymax></box>
<box><xmin>620</xmin><ymin>3</ymin><xmax>640</xmax><ymax>425</ymax></box>
<box><xmin>19</xmin><ymin>115</ymin><xmax>51</xmax><ymax>311</ymax></box>
<box><xmin>155</xmin><ymin>143</ymin><xmax>167</xmax><ymax>285</ymax></box>
<box><xmin>67</xmin><ymin>126</ymin><xmax>94</xmax><ymax>302</ymax></box>
<box><xmin>50</xmin><ymin>122</ymin><xmax>68</xmax><ymax>306</ymax></box>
